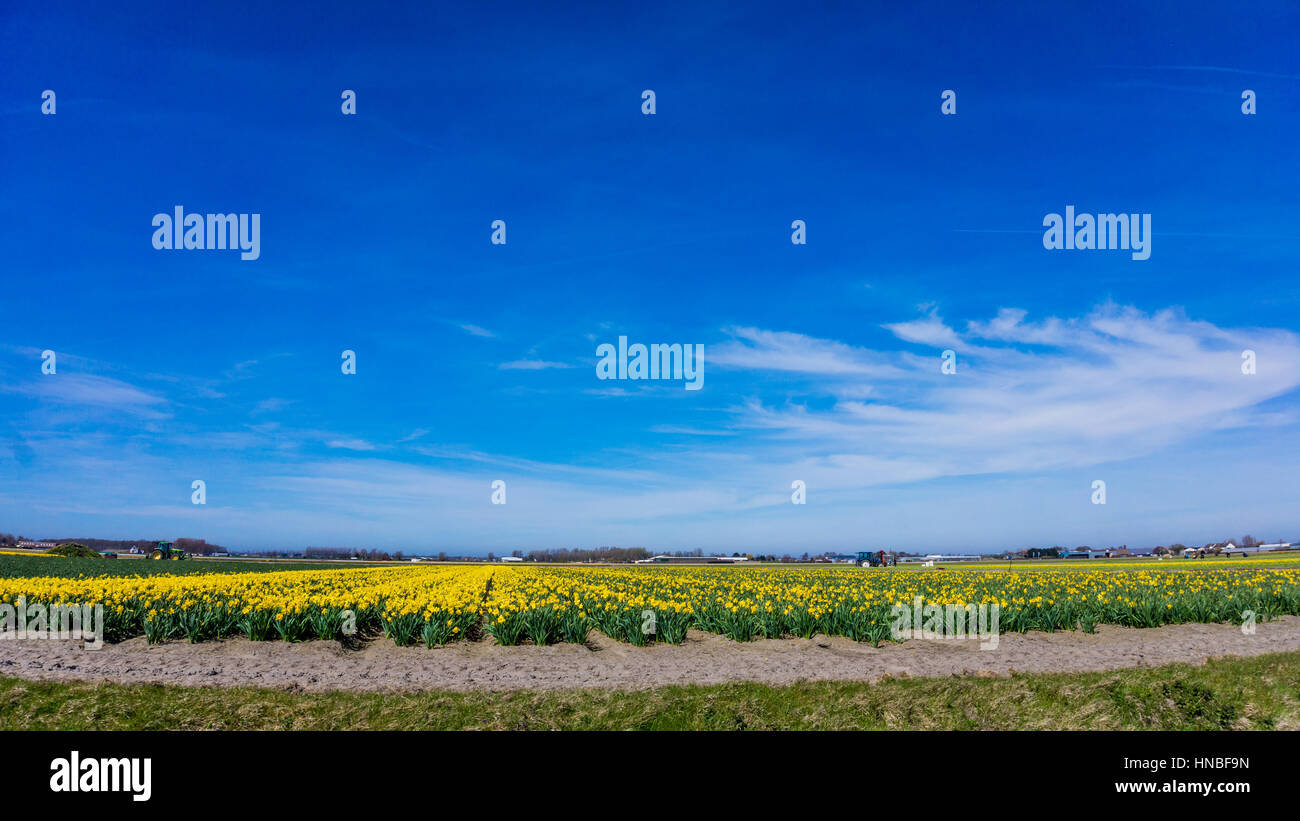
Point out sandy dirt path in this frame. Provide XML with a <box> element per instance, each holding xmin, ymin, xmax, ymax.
<box><xmin>2</xmin><ymin>617</ymin><xmax>1298</xmax><ymax>693</ymax></box>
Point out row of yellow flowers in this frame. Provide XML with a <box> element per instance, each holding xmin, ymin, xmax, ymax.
<box><xmin>482</xmin><ymin>564</ymin><xmax>1300</xmax><ymax>643</ymax></box>
<box><xmin>0</xmin><ymin>565</ymin><xmax>492</xmax><ymax>645</ymax></box>
<box><xmin>2</xmin><ymin>563</ymin><xmax>1298</xmax><ymax>646</ymax></box>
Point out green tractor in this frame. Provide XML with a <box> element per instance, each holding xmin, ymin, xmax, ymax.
<box><xmin>857</xmin><ymin>550</ymin><xmax>894</xmax><ymax>568</ymax></box>
<box><xmin>150</xmin><ymin>541</ymin><xmax>187</xmax><ymax>561</ymax></box>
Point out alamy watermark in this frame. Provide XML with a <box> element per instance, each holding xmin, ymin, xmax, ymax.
<box><xmin>890</xmin><ymin>597</ymin><xmax>1000</xmax><ymax>650</ymax></box>
<box><xmin>1043</xmin><ymin>206</ymin><xmax>1150</xmax><ymax>260</ymax></box>
<box><xmin>151</xmin><ymin>206</ymin><xmax>260</xmax><ymax>260</ymax></box>
<box><xmin>50</xmin><ymin>751</ymin><xmax>151</xmax><ymax>802</ymax></box>
<box><xmin>596</xmin><ymin>336</ymin><xmax>703</xmax><ymax>390</ymax></box>
<box><xmin>1</xmin><ymin>597</ymin><xmax>104</xmax><ymax>649</ymax></box>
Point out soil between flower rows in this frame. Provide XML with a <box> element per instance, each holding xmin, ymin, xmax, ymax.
<box><xmin>2</xmin><ymin>616</ymin><xmax>1298</xmax><ymax>693</ymax></box>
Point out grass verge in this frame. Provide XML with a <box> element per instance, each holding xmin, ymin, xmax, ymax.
<box><xmin>2</xmin><ymin>651</ymin><xmax>1299</xmax><ymax>730</ymax></box>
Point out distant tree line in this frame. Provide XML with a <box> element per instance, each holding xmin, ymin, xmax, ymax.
<box><xmin>32</xmin><ymin>536</ymin><xmax>229</xmax><ymax>555</ymax></box>
<box><xmin>301</xmin><ymin>547</ymin><xmax>406</xmax><ymax>560</ymax></box>
<box><xmin>526</xmin><ymin>547</ymin><xmax>651</xmax><ymax>563</ymax></box>
<box><xmin>303</xmin><ymin>547</ymin><xmax>358</xmax><ymax>559</ymax></box>
<box><xmin>174</xmin><ymin>538</ymin><xmax>226</xmax><ymax>556</ymax></box>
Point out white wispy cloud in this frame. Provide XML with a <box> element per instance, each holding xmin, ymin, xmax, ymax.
<box><xmin>3</xmin><ymin>374</ymin><xmax>169</xmax><ymax>417</ymax></box>
<box><xmin>727</xmin><ymin>304</ymin><xmax>1300</xmax><ymax>481</ymax></box>
<box><xmin>324</xmin><ymin>437</ymin><xmax>378</xmax><ymax>451</ymax></box>
<box><xmin>710</xmin><ymin>326</ymin><xmax>901</xmax><ymax>376</ymax></box>
<box><xmin>253</xmin><ymin>397</ymin><xmax>294</xmax><ymax>414</ymax></box>
<box><xmin>882</xmin><ymin>309</ymin><xmax>965</xmax><ymax>348</ymax></box>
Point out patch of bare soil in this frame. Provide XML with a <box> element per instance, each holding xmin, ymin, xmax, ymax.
<box><xmin>2</xmin><ymin>617</ymin><xmax>1298</xmax><ymax>693</ymax></box>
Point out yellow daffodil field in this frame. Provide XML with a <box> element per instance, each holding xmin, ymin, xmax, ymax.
<box><xmin>4</xmin><ymin>561</ymin><xmax>1300</xmax><ymax>647</ymax></box>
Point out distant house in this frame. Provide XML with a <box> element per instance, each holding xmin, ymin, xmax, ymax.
<box><xmin>498</xmin><ymin>556</ymin><xmax>524</xmax><ymax>562</ymax></box>
<box><xmin>1025</xmin><ymin>548</ymin><xmax>1062</xmax><ymax>559</ymax></box>
<box><xmin>1183</xmin><ymin>542</ymin><xmax>1264</xmax><ymax>558</ymax></box>
<box><xmin>1186</xmin><ymin>542</ymin><xmax>1237</xmax><ymax>556</ymax></box>
<box><xmin>1065</xmin><ymin>548</ymin><xmax>1108</xmax><ymax>559</ymax></box>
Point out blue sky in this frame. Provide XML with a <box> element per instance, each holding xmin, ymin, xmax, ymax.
<box><xmin>2</xmin><ymin>1</ymin><xmax>1299</xmax><ymax>554</ymax></box>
